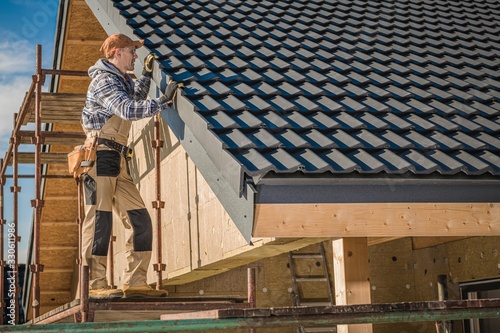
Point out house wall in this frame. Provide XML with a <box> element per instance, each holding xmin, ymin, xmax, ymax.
<box><xmin>369</xmin><ymin>237</ymin><xmax>500</xmax><ymax>333</ymax></box>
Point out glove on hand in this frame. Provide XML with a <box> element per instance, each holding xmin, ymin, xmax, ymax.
<box><xmin>142</xmin><ymin>53</ymin><xmax>158</xmax><ymax>77</ymax></box>
<box><xmin>163</xmin><ymin>80</ymin><xmax>178</xmax><ymax>102</ymax></box>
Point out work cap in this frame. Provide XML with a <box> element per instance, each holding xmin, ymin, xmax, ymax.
<box><xmin>100</xmin><ymin>33</ymin><xmax>144</xmax><ymax>58</ymax></box>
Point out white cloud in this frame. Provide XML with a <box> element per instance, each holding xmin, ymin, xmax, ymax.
<box><xmin>0</xmin><ymin>38</ymin><xmax>35</xmax><ymax>75</ymax></box>
<box><xmin>0</xmin><ymin>75</ymin><xmax>32</xmax><ymax>154</ymax></box>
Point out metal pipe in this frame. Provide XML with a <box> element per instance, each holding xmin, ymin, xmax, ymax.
<box><xmin>247</xmin><ymin>267</ymin><xmax>256</xmax><ymax>308</ymax></box>
<box><xmin>81</xmin><ymin>266</ymin><xmax>89</xmax><ymax>323</ymax></box>
<box><xmin>41</xmin><ymin>69</ymin><xmax>88</xmax><ymax>76</ymax></box>
<box><xmin>436</xmin><ymin>275</ymin><xmax>452</xmax><ymax>333</ymax></box>
<box><xmin>5</xmin><ymin>301</ymin><xmax>500</xmax><ymax>333</ymax></box>
<box><xmin>107</xmin><ymin>233</ymin><xmax>115</xmax><ymax>289</ymax></box>
<box><xmin>31</xmin><ymin>44</ymin><xmax>44</xmax><ymax>320</ymax></box>
<box><xmin>247</xmin><ymin>267</ymin><xmax>256</xmax><ymax>333</ymax></box>
<box><xmin>11</xmin><ymin>134</ymin><xmax>20</xmax><ymax>324</ymax></box>
<box><xmin>152</xmin><ymin>114</ymin><xmax>165</xmax><ymax>288</ymax></box>
<box><xmin>4</xmin><ymin>175</ymin><xmax>74</xmax><ymax>179</ymax></box>
<box><xmin>33</xmin><ymin>304</ymin><xmax>81</xmax><ymax>325</ymax></box>
<box><xmin>77</xmin><ymin>178</ymin><xmax>83</xmax><ymax>302</ymax></box>
<box><xmin>0</xmin><ymin>158</ymin><xmax>5</xmax><ymax>325</ymax></box>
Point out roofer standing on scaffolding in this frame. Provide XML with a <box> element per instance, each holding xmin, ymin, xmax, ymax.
<box><xmin>81</xmin><ymin>33</ymin><xmax>177</xmax><ymax>299</ymax></box>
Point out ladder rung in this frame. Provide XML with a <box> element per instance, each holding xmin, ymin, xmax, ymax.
<box><xmin>291</xmin><ymin>253</ymin><xmax>322</xmax><ymax>259</ymax></box>
<box><xmin>296</xmin><ymin>277</ymin><xmax>327</xmax><ymax>282</ymax></box>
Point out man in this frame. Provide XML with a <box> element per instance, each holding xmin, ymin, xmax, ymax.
<box><xmin>81</xmin><ymin>33</ymin><xmax>177</xmax><ymax>299</ymax></box>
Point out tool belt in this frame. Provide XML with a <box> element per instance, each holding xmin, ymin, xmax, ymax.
<box><xmin>98</xmin><ymin>138</ymin><xmax>133</xmax><ymax>159</ymax></box>
<box><xmin>67</xmin><ymin>136</ymin><xmax>98</xmax><ymax>179</ymax></box>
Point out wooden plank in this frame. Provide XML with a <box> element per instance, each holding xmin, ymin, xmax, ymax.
<box><xmin>6</xmin><ymin>152</ymin><xmax>69</xmax><ymax>165</ymax></box>
<box><xmin>160</xmin><ymin>309</ymin><xmax>243</xmax><ymax>320</ymax></box>
<box><xmin>333</xmin><ymin>238</ymin><xmax>373</xmax><ymax>333</ymax></box>
<box><xmin>254</xmin><ymin>203</ymin><xmax>500</xmax><ymax>237</ymax></box>
<box><xmin>19</xmin><ymin>131</ymin><xmax>85</xmax><ymax>145</ymax></box>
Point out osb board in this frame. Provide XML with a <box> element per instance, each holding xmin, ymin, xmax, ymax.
<box><xmin>40</xmin><ymin>249</ymin><xmax>77</xmax><ymax>269</ymax></box>
<box><xmin>444</xmin><ymin>236</ymin><xmax>500</xmax><ymax>283</ymax></box>
<box><xmin>39</xmin><ymin>291</ymin><xmax>73</xmax><ymax>310</ymax></box>
<box><xmin>254</xmin><ymin>203</ymin><xmax>500</xmax><ymax>237</ymax></box>
<box><xmin>40</xmin><ymin>223</ymin><xmax>78</xmax><ymax>247</ymax></box>
<box><xmin>368</xmin><ymin>238</ymin><xmax>433</xmax><ymax>333</ymax></box>
<box><xmin>368</xmin><ymin>238</ymin><xmax>417</xmax><ymax>303</ymax></box>
<box><xmin>67</xmin><ymin>0</ymin><xmax>107</xmax><ymax>41</ymax></box>
<box><xmin>40</xmin><ymin>271</ymin><xmax>73</xmax><ymax>290</ymax></box>
<box><xmin>57</xmin><ymin>77</ymin><xmax>92</xmax><ymax>94</ymax></box>
<box><xmin>42</xmin><ymin>178</ymin><xmax>79</xmax><ymax>197</ymax></box>
<box><xmin>41</xmin><ymin>198</ymin><xmax>78</xmax><ymax>223</ymax></box>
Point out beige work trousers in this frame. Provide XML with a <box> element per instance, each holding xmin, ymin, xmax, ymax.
<box><xmin>81</xmin><ymin>149</ymin><xmax>152</xmax><ymax>289</ymax></box>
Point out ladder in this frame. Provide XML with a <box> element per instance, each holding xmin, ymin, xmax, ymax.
<box><xmin>288</xmin><ymin>242</ymin><xmax>336</xmax><ymax>333</ymax></box>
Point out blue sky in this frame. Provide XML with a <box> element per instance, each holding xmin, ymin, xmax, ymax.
<box><xmin>0</xmin><ymin>0</ymin><xmax>59</xmax><ymax>263</ymax></box>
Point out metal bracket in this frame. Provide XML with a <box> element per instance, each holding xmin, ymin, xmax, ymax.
<box><xmin>30</xmin><ymin>199</ymin><xmax>45</xmax><ymax>208</ymax></box>
<box><xmin>10</xmin><ymin>186</ymin><xmax>21</xmax><ymax>193</ymax></box>
<box><xmin>151</xmin><ymin>139</ymin><xmax>164</xmax><ymax>149</ymax></box>
<box><xmin>30</xmin><ymin>264</ymin><xmax>45</xmax><ymax>273</ymax></box>
<box><xmin>153</xmin><ymin>263</ymin><xmax>166</xmax><ymax>272</ymax></box>
<box><xmin>152</xmin><ymin>200</ymin><xmax>165</xmax><ymax>209</ymax></box>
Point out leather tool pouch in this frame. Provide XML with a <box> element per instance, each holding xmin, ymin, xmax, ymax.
<box><xmin>67</xmin><ymin>136</ymin><xmax>98</xmax><ymax>178</ymax></box>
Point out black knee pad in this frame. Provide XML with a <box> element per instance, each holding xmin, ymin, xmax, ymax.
<box><xmin>83</xmin><ymin>174</ymin><xmax>96</xmax><ymax>205</ymax></box>
<box><xmin>127</xmin><ymin>208</ymin><xmax>153</xmax><ymax>252</ymax></box>
<box><xmin>92</xmin><ymin>210</ymin><xmax>112</xmax><ymax>256</ymax></box>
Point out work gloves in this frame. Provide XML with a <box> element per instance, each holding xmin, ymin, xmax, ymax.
<box><xmin>143</xmin><ymin>52</ymin><xmax>179</xmax><ymax>104</ymax></box>
<box><xmin>142</xmin><ymin>53</ymin><xmax>158</xmax><ymax>77</ymax></box>
<box><xmin>159</xmin><ymin>80</ymin><xmax>179</xmax><ymax>104</ymax></box>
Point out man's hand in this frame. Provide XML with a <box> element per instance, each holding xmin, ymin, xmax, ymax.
<box><xmin>163</xmin><ymin>80</ymin><xmax>178</xmax><ymax>102</ymax></box>
<box><xmin>142</xmin><ymin>53</ymin><xmax>158</xmax><ymax>77</ymax></box>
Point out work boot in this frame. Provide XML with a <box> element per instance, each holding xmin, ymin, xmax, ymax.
<box><xmin>89</xmin><ymin>287</ymin><xmax>123</xmax><ymax>299</ymax></box>
<box><xmin>122</xmin><ymin>284</ymin><xmax>167</xmax><ymax>298</ymax></box>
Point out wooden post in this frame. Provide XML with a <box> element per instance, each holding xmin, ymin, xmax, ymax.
<box><xmin>333</xmin><ymin>238</ymin><xmax>373</xmax><ymax>333</ymax></box>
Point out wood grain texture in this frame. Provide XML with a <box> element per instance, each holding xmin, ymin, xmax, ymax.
<box><xmin>254</xmin><ymin>203</ymin><xmax>500</xmax><ymax>237</ymax></box>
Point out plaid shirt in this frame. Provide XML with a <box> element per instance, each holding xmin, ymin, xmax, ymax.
<box><xmin>82</xmin><ymin>59</ymin><xmax>167</xmax><ymax>130</ymax></box>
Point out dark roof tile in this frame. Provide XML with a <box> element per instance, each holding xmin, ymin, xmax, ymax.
<box><xmin>426</xmin><ymin>150</ymin><xmax>464</xmax><ymax>174</ymax></box>
<box><xmin>355</xmin><ymin>129</ymin><xmax>389</xmax><ymax>149</ymax></box>
<box><xmin>348</xmin><ymin>149</ymin><xmax>386</xmax><ymax>173</ymax></box>
<box><xmin>374</xmin><ymin>149</ymin><xmax>414</xmax><ymax>173</ymax></box>
<box><xmin>401</xmin><ymin>149</ymin><xmax>439</xmax><ymax>173</ymax></box>
<box><xmin>110</xmin><ymin>0</ymin><xmax>500</xmax><ymax>179</ymax></box>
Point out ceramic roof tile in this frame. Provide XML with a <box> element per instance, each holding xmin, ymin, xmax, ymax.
<box><xmin>110</xmin><ymin>0</ymin><xmax>500</xmax><ymax>179</ymax></box>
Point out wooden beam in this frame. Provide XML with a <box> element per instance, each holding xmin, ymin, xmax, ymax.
<box><xmin>254</xmin><ymin>203</ymin><xmax>500</xmax><ymax>237</ymax></box>
<box><xmin>333</xmin><ymin>238</ymin><xmax>373</xmax><ymax>333</ymax></box>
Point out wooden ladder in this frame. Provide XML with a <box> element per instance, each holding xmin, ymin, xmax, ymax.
<box><xmin>288</xmin><ymin>242</ymin><xmax>336</xmax><ymax>333</ymax></box>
